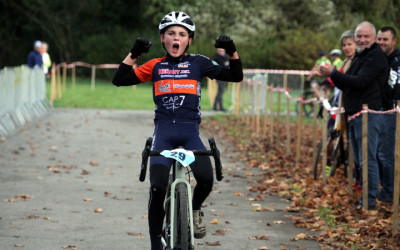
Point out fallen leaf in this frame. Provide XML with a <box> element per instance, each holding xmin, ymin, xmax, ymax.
<box><xmin>89</xmin><ymin>161</ymin><xmax>99</xmax><ymax>166</ymax></box>
<box><xmin>81</xmin><ymin>169</ymin><xmax>90</xmax><ymax>175</ymax></box>
<box><xmin>273</xmin><ymin>220</ymin><xmax>283</xmax><ymax>224</ymax></box>
<box><xmin>205</xmin><ymin>241</ymin><xmax>221</xmax><ymax>246</ymax></box>
<box><xmin>293</xmin><ymin>233</ymin><xmax>308</xmax><ymax>241</ymax></box>
<box><xmin>128</xmin><ymin>232</ymin><xmax>144</xmax><ymax>238</ymax></box>
<box><xmin>249</xmin><ymin>235</ymin><xmax>269</xmax><ymax>240</ymax></box>
<box><xmin>83</xmin><ymin>198</ymin><xmax>93</xmax><ymax>202</ymax></box>
<box><xmin>210</xmin><ymin>219</ymin><xmax>219</xmax><ymax>224</ymax></box>
<box><xmin>212</xmin><ymin>229</ymin><xmax>226</xmax><ymax>235</ymax></box>
<box><xmin>14</xmin><ymin>244</ymin><xmax>24</xmax><ymax>247</ymax></box>
<box><xmin>94</xmin><ymin>208</ymin><xmax>103</xmax><ymax>213</ymax></box>
<box><xmin>235</xmin><ymin>192</ymin><xmax>245</xmax><ymax>196</ymax></box>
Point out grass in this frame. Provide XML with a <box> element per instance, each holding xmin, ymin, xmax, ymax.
<box><xmin>46</xmin><ymin>77</ymin><xmax>232</xmax><ymax>110</ymax></box>
<box><xmin>46</xmin><ymin>76</ymin><xmax>318</xmax><ymax>124</ymax></box>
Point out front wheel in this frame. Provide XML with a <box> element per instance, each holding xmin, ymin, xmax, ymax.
<box><xmin>176</xmin><ymin>183</ymin><xmax>190</xmax><ymax>250</ymax></box>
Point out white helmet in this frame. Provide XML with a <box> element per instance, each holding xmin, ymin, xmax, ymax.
<box><xmin>330</xmin><ymin>49</ymin><xmax>342</xmax><ymax>56</ymax></box>
<box><xmin>159</xmin><ymin>11</ymin><xmax>195</xmax><ymax>38</ymax></box>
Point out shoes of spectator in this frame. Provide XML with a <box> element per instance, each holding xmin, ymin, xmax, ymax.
<box><xmin>354</xmin><ymin>204</ymin><xmax>376</xmax><ymax>210</ymax></box>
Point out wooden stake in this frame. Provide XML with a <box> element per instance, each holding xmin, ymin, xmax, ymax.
<box><xmin>72</xmin><ymin>65</ymin><xmax>76</xmax><ymax>88</ymax></box>
<box><xmin>56</xmin><ymin>65</ymin><xmax>62</xmax><ymax>99</ymax></box>
<box><xmin>296</xmin><ymin>101</ymin><xmax>304</xmax><ymax>169</ymax></box>
<box><xmin>284</xmin><ymin>79</ymin><xmax>291</xmax><ymax>154</ymax></box>
<box><xmin>393</xmin><ymin>101</ymin><xmax>400</xmax><ymax>230</ymax></box>
<box><xmin>270</xmin><ymin>85</ymin><xmax>274</xmax><ymax>145</ymax></box>
<box><xmin>362</xmin><ymin>104</ymin><xmax>368</xmax><ymax>210</ymax></box>
<box><xmin>62</xmin><ymin>63</ymin><xmax>67</xmax><ymax>90</ymax></box>
<box><xmin>91</xmin><ymin>65</ymin><xmax>96</xmax><ymax>90</ymax></box>
<box><xmin>256</xmin><ymin>85</ymin><xmax>261</xmax><ymax>133</ymax></box>
<box><xmin>50</xmin><ymin>64</ymin><xmax>56</xmax><ymax>105</ymax></box>
<box><xmin>321</xmin><ymin>106</ymin><xmax>328</xmax><ymax>184</ymax></box>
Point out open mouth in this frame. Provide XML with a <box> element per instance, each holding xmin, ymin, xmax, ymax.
<box><xmin>172</xmin><ymin>43</ymin><xmax>180</xmax><ymax>53</ymax></box>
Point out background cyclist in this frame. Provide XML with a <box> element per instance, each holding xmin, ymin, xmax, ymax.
<box><xmin>112</xmin><ymin>11</ymin><xmax>243</xmax><ymax>250</ymax></box>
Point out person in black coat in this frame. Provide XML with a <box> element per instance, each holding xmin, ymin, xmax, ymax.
<box><xmin>213</xmin><ymin>48</ymin><xmax>229</xmax><ymax>111</ymax></box>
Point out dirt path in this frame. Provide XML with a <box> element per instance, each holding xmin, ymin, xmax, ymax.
<box><xmin>0</xmin><ymin>108</ymin><xmax>320</xmax><ymax>250</ymax></box>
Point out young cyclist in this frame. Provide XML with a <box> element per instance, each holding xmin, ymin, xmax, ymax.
<box><xmin>112</xmin><ymin>11</ymin><xmax>243</xmax><ymax>250</ymax></box>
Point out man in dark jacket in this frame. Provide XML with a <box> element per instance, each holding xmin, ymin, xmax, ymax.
<box><xmin>319</xmin><ymin>21</ymin><xmax>390</xmax><ymax>210</ymax></box>
<box><xmin>27</xmin><ymin>40</ymin><xmax>43</xmax><ymax>69</ymax></box>
<box><xmin>376</xmin><ymin>26</ymin><xmax>400</xmax><ymax>203</ymax></box>
<box><xmin>213</xmin><ymin>48</ymin><xmax>229</xmax><ymax>111</ymax></box>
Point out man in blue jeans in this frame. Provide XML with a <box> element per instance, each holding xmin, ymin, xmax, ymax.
<box><xmin>376</xmin><ymin>26</ymin><xmax>400</xmax><ymax>203</ymax></box>
<box><xmin>319</xmin><ymin>21</ymin><xmax>390</xmax><ymax>210</ymax></box>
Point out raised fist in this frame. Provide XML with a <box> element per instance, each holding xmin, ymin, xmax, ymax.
<box><xmin>130</xmin><ymin>37</ymin><xmax>152</xmax><ymax>59</ymax></box>
<box><xmin>215</xmin><ymin>35</ymin><xmax>236</xmax><ymax>57</ymax></box>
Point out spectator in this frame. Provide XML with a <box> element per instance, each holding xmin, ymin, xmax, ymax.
<box><xmin>330</xmin><ymin>49</ymin><xmax>343</xmax><ymax>69</ymax></box>
<box><xmin>376</xmin><ymin>26</ymin><xmax>400</xmax><ymax>203</ymax></box>
<box><xmin>213</xmin><ymin>48</ymin><xmax>229</xmax><ymax>111</ymax></box>
<box><xmin>27</xmin><ymin>40</ymin><xmax>43</xmax><ymax>69</ymax></box>
<box><xmin>41</xmin><ymin>42</ymin><xmax>52</xmax><ymax>76</ymax></box>
<box><xmin>319</xmin><ymin>21</ymin><xmax>390</xmax><ymax>210</ymax></box>
<box><xmin>308</xmin><ymin>50</ymin><xmax>332</xmax><ymax>101</ymax></box>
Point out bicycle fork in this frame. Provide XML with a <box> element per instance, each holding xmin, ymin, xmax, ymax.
<box><xmin>162</xmin><ymin>163</ymin><xmax>194</xmax><ymax>249</ymax></box>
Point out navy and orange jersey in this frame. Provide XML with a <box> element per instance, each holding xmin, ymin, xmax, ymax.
<box><xmin>134</xmin><ymin>53</ymin><xmax>223</xmax><ymax>123</ymax></box>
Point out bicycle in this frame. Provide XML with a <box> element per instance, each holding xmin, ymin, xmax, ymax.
<box><xmin>295</xmin><ymin>90</ymin><xmax>316</xmax><ymax>117</ymax></box>
<box><xmin>139</xmin><ymin>137</ymin><xmax>223</xmax><ymax>250</ymax></box>
<box><xmin>313</xmin><ymin>128</ymin><xmax>349</xmax><ymax>180</ymax></box>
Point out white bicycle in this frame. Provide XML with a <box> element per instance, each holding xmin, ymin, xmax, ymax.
<box><xmin>140</xmin><ymin>137</ymin><xmax>223</xmax><ymax>250</ymax></box>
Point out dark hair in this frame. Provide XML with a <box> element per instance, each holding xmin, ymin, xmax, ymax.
<box><xmin>379</xmin><ymin>26</ymin><xmax>397</xmax><ymax>39</ymax></box>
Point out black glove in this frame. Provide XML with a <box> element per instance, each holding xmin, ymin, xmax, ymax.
<box><xmin>130</xmin><ymin>37</ymin><xmax>152</xmax><ymax>59</ymax></box>
<box><xmin>214</xmin><ymin>35</ymin><xmax>236</xmax><ymax>57</ymax></box>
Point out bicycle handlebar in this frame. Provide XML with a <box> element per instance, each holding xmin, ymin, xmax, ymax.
<box><xmin>139</xmin><ymin>137</ymin><xmax>224</xmax><ymax>182</ymax></box>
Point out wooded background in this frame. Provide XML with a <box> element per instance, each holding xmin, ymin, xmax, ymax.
<box><xmin>1</xmin><ymin>0</ymin><xmax>399</xmax><ymax>71</ymax></box>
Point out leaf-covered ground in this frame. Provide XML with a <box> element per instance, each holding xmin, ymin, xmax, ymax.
<box><xmin>201</xmin><ymin>115</ymin><xmax>400</xmax><ymax>250</ymax></box>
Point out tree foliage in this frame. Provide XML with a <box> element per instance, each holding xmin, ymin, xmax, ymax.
<box><xmin>1</xmin><ymin>0</ymin><xmax>399</xmax><ymax>70</ymax></box>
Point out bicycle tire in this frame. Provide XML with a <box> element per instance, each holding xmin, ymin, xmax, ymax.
<box><xmin>329</xmin><ymin>134</ymin><xmax>341</xmax><ymax>177</ymax></box>
<box><xmin>163</xmin><ymin>176</ymin><xmax>173</xmax><ymax>248</ymax></box>
<box><xmin>313</xmin><ymin>141</ymin><xmax>323</xmax><ymax>180</ymax></box>
<box><xmin>330</xmin><ymin>133</ymin><xmax>349</xmax><ymax>178</ymax></box>
<box><xmin>295</xmin><ymin>90</ymin><xmax>315</xmax><ymax>117</ymax></box>
<box><xmin>313</xmin><ymin>136</ymin><xmax>333</xmax><ymax>180</ymax></box>
<box><xmin>176</xmin><ymin>182</ymin><xmax>189</xmax><ymax>250</ymax></box>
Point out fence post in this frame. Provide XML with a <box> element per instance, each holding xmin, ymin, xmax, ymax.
<box><xmin>347</xmin><ymin>142</ymin><xmax>354</xmax><ymax>194</ymax></box>
<box><xmin>56</xmin><ymin>65</ymin><xmax>62</xmax><ymax>98</ymax></box>
<box><xmin>393</xmin><ymin>101</ymin><xmax>400</xmax><ymax>230</ymax></box>
<box><xmin>263</xmin><ymin>86</ymin><xmax>269</xmax><ymax>137</ymax></box>
<box><xmin>322</xmin><ymin>105</ymin><xmax>328</xmax><ymax>184</ymax></box>
<box><xmin>277</xmin><ymin>89</ymin><xmax>282</xmax><ymax>123</ymax></box>
<box><xmin>284</xmin><ymin>79</ymin><xmax>291</xmax><ymax>154</ymax></box>
<box><xmin>72</xmin><ymin>64</ymin><xmax>76</xmax><ymax>88</ymax></box>
<box><xmin>91</xmin><ymin>65</ymin><xmax>96</xmax><ymax>90</ymax></box>
<box><xmin>62</xmin><ymin>63</ymin><xmax>67</xmax><ymax>90</ymax></box>
<box><xmin>312</xmin><ymin>100</ymin><xmax>318</xmax><ymax>168</ymax></box>
<box><xmin>50</xmin><ymin>64</ymin><xmax>56</xmax><ymax>105</ymax></box>
<box><xmin>256</xmin><ymin>85</ymin><xmax>261</xmax><ymax>133</ymax></box>
<box><xmin>245</xmin><ymin>83</ymin><xmax>250</xmax><ymax>126</ymax></box>
<box><xmin>295</xmin><ymin>101</ymin><xmax>303</xmax><ymax>169</ymax></box>
<box><xmin>235</xmin><ymin>83</ymin><xmax>241</xmax><ymax>116</ymax></box>
<box><xmin>362</xmin><ymin>104</ymin><xmax>368</xmax><ymax>210</ymax></box>
<box><xmin>269</xmin><ymin>85</ymin><xmax>274</xmax><ymax>145</ymax></box>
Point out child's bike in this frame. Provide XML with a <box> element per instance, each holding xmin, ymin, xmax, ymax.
<box><xmin>139</xmin><ymin>137</ymin><xmax>223</xmax><ymax>250</ymax></box>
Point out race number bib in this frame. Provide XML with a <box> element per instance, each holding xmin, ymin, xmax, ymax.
<box><xmin>160</xmin><ymin>149</ymin><xmax>195</xmax><ymax>167</ymax></box>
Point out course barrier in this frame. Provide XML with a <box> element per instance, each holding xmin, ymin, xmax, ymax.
<box><xmin>0</xmin><ymin>66</ymin><xmax>51</xmax><ymax>137</ymax></box>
